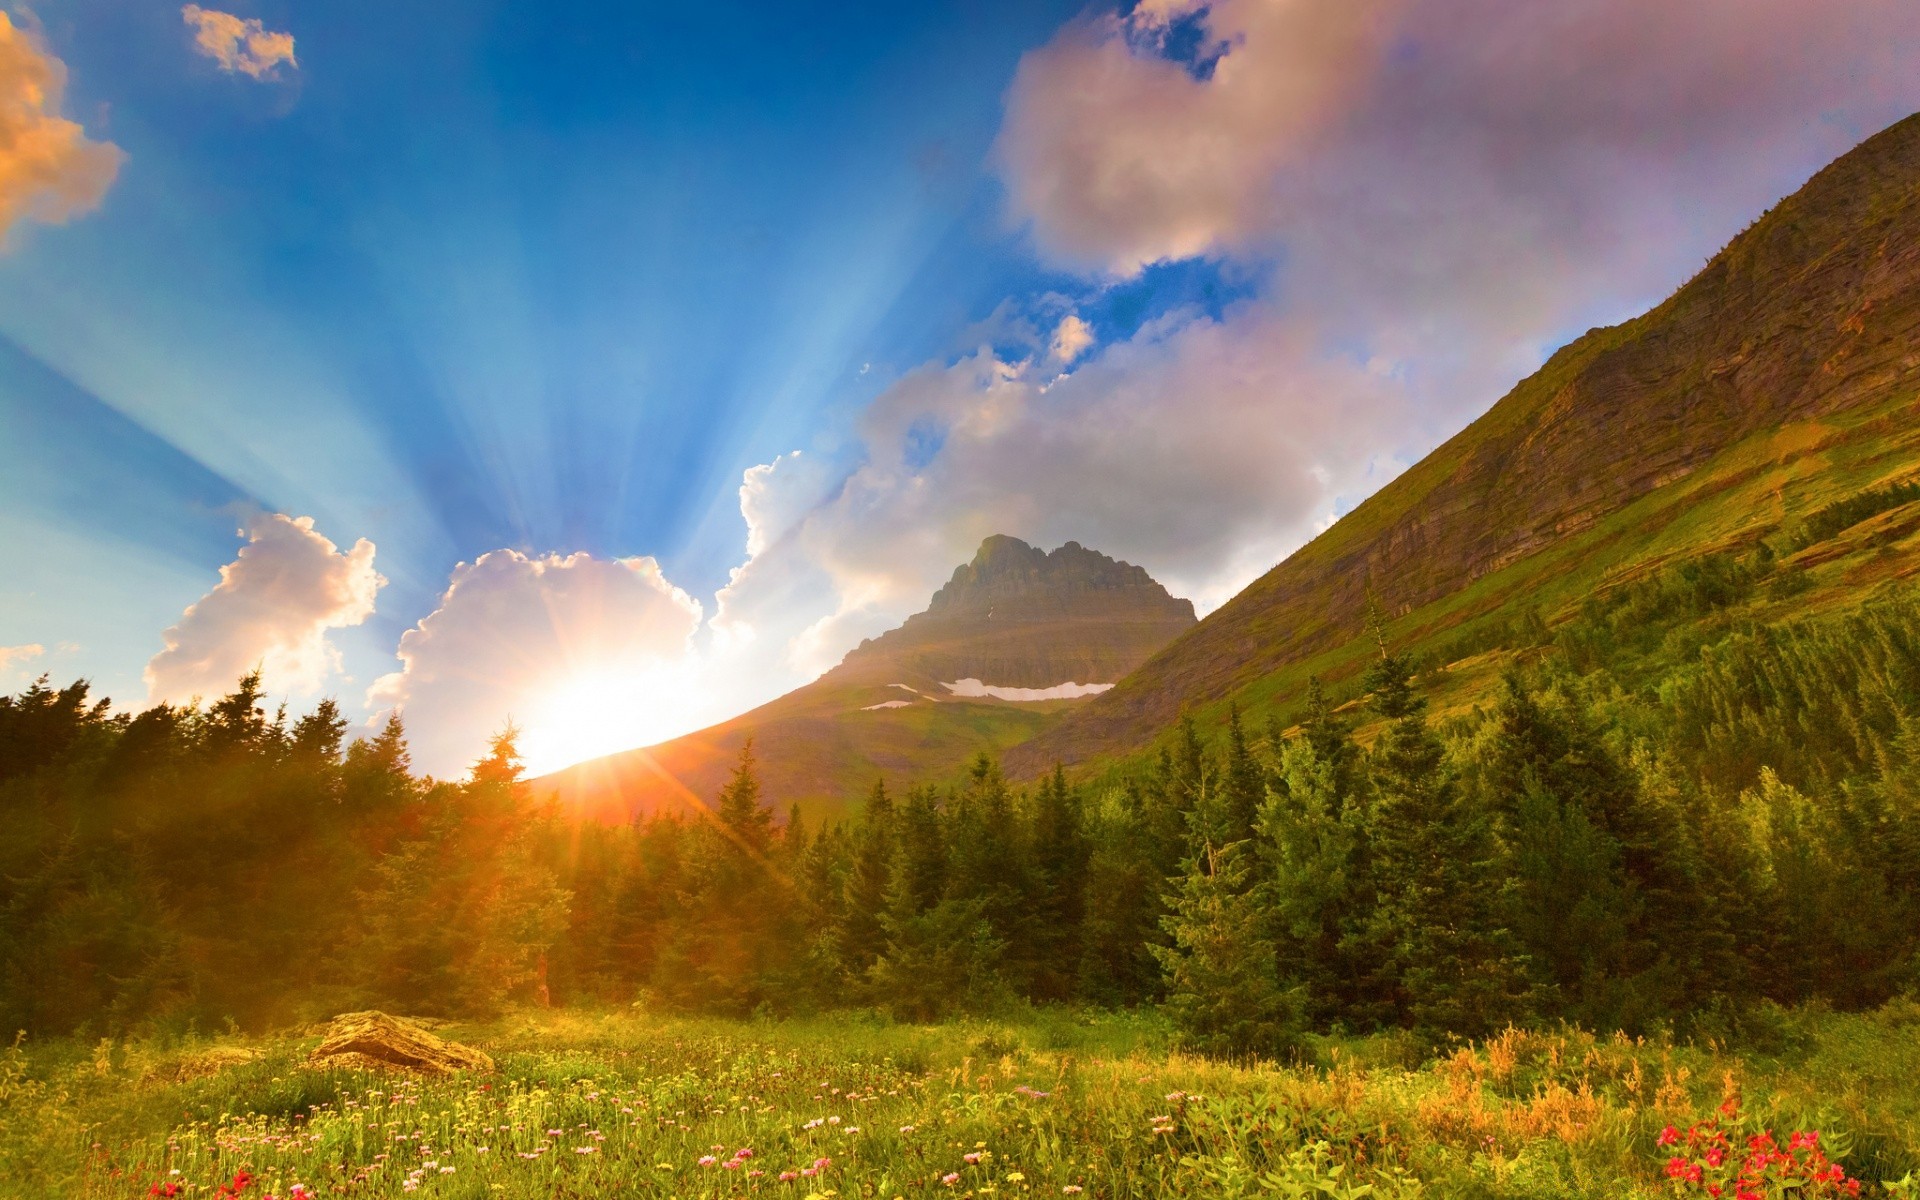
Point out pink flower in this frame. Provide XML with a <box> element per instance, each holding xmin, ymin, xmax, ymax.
<box><xmin>779</xmin><ymin>1172</ymin><xmax>798</xmax><ymax>1182</ymax></box>
<box><xmin>965</xmin><ymin>1152</ymin><xmax>983</xmax><ymax>1164</ymax></box>
<box><xmin>942</xmin><ymin>1174</ymin><xmax>961</xmax><ymax>1186</ymax></box>
<box><xmin>734</xmin><ymin>1148</ymin><xmax>754</xmax><ymax>1160</ymax></box>
<box><xmin>698</xmin><ymin>1155</ymin><xmax>717</xmax><ymax>1167</ymax></box>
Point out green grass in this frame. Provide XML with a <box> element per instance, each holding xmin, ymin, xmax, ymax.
<box><xmin>10</xmin><ymin>1006</ymin><xmax>1920</xmax><ymax>1199</ymax></box>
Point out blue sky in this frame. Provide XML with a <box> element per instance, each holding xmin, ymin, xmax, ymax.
<box><xmin>1</xmin><ymin>0</ymin><xmax>1126</xmax><ymax>702</ymax></box>
<box><xmin>4</xmin><ymin>0</ymin><xmax>1918</xmax><ymax>774</ymax></box>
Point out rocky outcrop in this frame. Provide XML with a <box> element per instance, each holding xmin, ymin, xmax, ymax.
<box><xmin>834</xmin><ymin>536</ymin><xmax>1197</xmax><ymax>689</ymax></box>
<box><xmin>309</xmin><ymin>1011</ymin><xmax>493</xmax><ymax>1074</ymax></box>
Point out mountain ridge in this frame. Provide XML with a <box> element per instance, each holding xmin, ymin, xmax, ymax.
<box><xmin>1007</xmin><ymin>111</ymin><xmax>1920</xmax><ymax>775</ymax></box>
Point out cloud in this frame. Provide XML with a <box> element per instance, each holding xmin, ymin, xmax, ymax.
<box><xmin>0</xmin><ymin>643</ymin><xmax>45</xmax><ymax>686</ymax></box>
<box><xmin>1049</xmin><ymin>314</ymin><xmax>1095</xmax><ymax>365</ymax></box>
<box><xmin>181</xmin><ymin>5</ymin><xmax>297</xmax><ymax>80</ymax></box>
<box><xmin>0</xmin><ymin>13</ymin><xmax>123</xmax><ymax>239</ymax></box>
<box><xmin>146</xmin><ymin>513</ymin><xmax>383</xmax><ymax>705</ymax></box>
<box><xmin>997</xmin><ymin>0</ymin><xmax>1920</xmax><ymax>302</ymax></box>
<box><xmin>368</xmin><ymin>551</ymin><xmax>706</xmax><ymax>778</ymax></box>
<box><xmin>994</xmin><ymin>0</ymin><xmax>1405</xmax><ymax>276</ymax></box>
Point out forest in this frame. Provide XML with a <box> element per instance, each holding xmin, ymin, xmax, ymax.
<box><xmin>7</xmin><ymin>546</ymin><xmax>1920</xmax><ymax>1056</ymax></box>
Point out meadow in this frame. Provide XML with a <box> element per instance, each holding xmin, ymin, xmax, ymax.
<box><xmin>7</xmin><ymin>1005</ymin><xmax>1920</xmax><ymax>1200</ymax></box>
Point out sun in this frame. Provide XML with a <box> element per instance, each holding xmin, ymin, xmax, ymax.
<box><xmin>517</xmin><ymin>662</ymin><xmax>705</xmax><ymax>778</ymax></box>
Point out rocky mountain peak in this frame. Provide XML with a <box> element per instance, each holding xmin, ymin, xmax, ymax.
<box><xmin>835</xmin><ymin>536</ymin><xmax>1196</xmax><ymax>688</ymax></box>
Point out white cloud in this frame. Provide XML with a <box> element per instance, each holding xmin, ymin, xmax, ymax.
<box><xmin>1049</xmin><ymin>314</ymin><xmax>1095</xmax><ymax>365</ymax></box>
<box><xmin>181</xmin><ymin>5</ymin><xmax>298</xmax><ymax>80</ymax></box>
<box><xmin>368</xmin><ymin>550</ymin><xmax>706</xmax><ymax>778</ymax></box>
<box><xmin>0</xmin><ymin>14</ymin><xmax>123</xmax><ymax>239</ymax></box>
<box><xmin>146</xmin><ymin>514</ymin><xmax>383</xmax><ymax>705</ymax></box>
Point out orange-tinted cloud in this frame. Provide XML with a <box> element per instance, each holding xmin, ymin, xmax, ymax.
<box><xmin>181</xmin><ymin>5</ymin><xmax>297</xmax><ymax>80</ymax></box>
<box><xmin>146</xmin><ymin>514</ymin><xmax>384</xmax><ymax>705</ymax></box>
<box><xmin>0</xmin><ymin>14</ymin><xmax>123</xmax><ymax>239</ymax></box>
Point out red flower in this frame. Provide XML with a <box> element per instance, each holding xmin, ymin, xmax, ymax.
<box><xmin>1660</xmin><ymin>1125</ymin><xmax>1681</xmax><ymax>1147</ymax></box>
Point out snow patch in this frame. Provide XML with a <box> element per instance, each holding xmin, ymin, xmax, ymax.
<box><xmin>940</xmin><ymin>678</ymin><xmax>1115</xmax><ymax>702</ymax></box>
<box><xmin>862</xmin><ymin>700</ymin><xmax>915</xmax><ymax>711</ymax></box>
<box><xmin>889</xmin><ymin>683</ymin><xmax>939</xmax><ymax>702</ymax></box>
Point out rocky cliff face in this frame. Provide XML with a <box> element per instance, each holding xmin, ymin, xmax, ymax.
<box><xmin>832</xmin><ymin>536</ymin><xmax>1197</xmax><ymax>689</ymax></box>
<box><xmin>1009</xmin><ymin>111</ymin><xmax>1920</xmax><ymax>773</ymax></box>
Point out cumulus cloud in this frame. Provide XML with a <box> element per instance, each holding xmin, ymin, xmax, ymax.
<box><xmin>997</xmin><ymin>0</ymin><xmax>1920</xmax><ymax>306</ymax></box>
<box><xmin>146</xmin><ymin>514</ymin><xmax>383</xmax><ymax>705</ymax></box>
<box><xmin>368</xmin><ymin>551</ymin><xmax>706</xmax><ymax>778</ymax></box>
<box><xmin>995</xmin><ymin>0</ymin><xmax>1404</xmax><ymax>276</ymax></box>
<box><xmin>181</xmin><ymin>5</ymin><xmax>297</xmax><ymax>80</ymax></box>
<box><xmin>0</xmin><ymin>14</ymin><xmax>123</xmax><ymax>239</ymax></box>
<box><xmin>1049</xmin><ymin>314</ymin><xmax>1095</xmax><ymax>365</ymax></box>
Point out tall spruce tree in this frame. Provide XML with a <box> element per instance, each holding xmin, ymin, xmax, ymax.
<box><xmin>1360</xmin><ymin>651</ymin><xmax>1532</xmax><ymax>1040</ymax></box>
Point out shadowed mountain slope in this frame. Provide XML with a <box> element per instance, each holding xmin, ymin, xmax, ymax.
<box><xmin>534</xmin><ymin>537</ymin><xmax>1194</xmax><ymax>819</ymax></box>
<box><xmin>1009</xmin><ymin>111</ymin><xmax>1920</xmax><ymax>775</ymax></box>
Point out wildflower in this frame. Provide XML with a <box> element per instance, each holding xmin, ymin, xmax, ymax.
<box><xmin>829</xmin><ymin>1116</ymin><xmax>842</xmax><ymax>1125</ymax></box>
<box><xmin>724</xmin><ymin>1160</ymin><xmax>743</xmax><ymax>1170</ymax></box>
<box><xmin>1007</xmin><ymin>1172</ymin><xmax>1026</xmax><ymax>1183</ymax></box>
<box><xmin>965</xmin><ymin>1152</ymin><xmax>984</xmax><ymax>1164</ymax></box>
<box><xmin>575</xmin><ymin>1147</ymin><xmax>596</xmax><ymax>1155</ymax></box>
<box><xmin>699</xmin><ymin>1155</ymin><xmax>718</xmax><ymax>1167</ymax></box>
<box><xmin>900</xmin><ymin>1125</ymin><xmax>917</xmax><ymax>1135</ymax></box>
<box><xmin>1659</xmin><ymin>1126</ymin><xmax>1680</xmax><ymax>1147</ymax></box>
<box><xmin>942</xmin><ymin>1174</ymin><xmax>961</xmax><ymax>1186</ymax></box>
<box><xmin>780</xmin><ymin>1172</ymin><xmax>799</xmax><ymax>1182</ymax></box>
<box><xmin>1063</xmin><ymin>1189</ymin><xmax>1083</xmax><ymax>1196</ymax></box>
<box><xmin>815</xmin><ymin>1157</ymin><xmax>833</xmax><ymax>1170</ymax></box>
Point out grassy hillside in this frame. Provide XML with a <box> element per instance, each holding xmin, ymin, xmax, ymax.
<box><xmin>1008</xmin><ymin>111</ymin><xmax>1920</xmax><ymax>777</ymax></box>
<box><xmin>10</xmin><ymin>1006</ymin><xmax>1920</xmax><ymax>1200</ymax></box>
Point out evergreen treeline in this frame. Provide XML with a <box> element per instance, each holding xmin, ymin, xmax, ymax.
<box><xmin>8</xmin><ymin>574</ymin><xmax>1920</xmax><ymax>1051</ymax></box>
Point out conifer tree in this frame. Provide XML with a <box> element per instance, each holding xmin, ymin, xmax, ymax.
<box><xmin>1222</xmin><ymin>704</ymin><xmax>1265</xmax><ymax>844</ymax></box>
<box><xmin>836</xmin><ymin>779</ymin><xmax>895</xmax><ymax>979</ymax></box>
<box><xmin>1152</xmin><ymin>840</ymin><xmax>1299</xmax><ymax>1057</ymax></box>
<box><xmin>1361</xmin><ymin>651</ymin><xmax>1532</xmax><ymax>1040</ymax></box>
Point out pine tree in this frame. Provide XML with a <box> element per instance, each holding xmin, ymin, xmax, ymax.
<box><xmin>716</xmin><ymin>740</ymin><xmax>773</xmax><ymax>858</ymax></box>
<box><xmin>1258</xmin><ymin>736</ymin><xmax>1360</xmax><ymax>1023</ymax></box>
<box><xmin>1152</xmin><ymin>840</ymin><xmax>1300</xmax><ymax>1058</ymax></box>
<box><xmin>836</xmin><ymin>780</ymin><xmax>895</xmax><ymax>980</ymax></box>
<box><xmin>1222</xmin><ymin>704</ymin><xmax>1265</xmax><ymax>845</ymax></box>
<box><xmin>1027</xmin><ymin>765</ymin><xmax>1090</xmax><ymax>1001</ymax></box>
<box><xmin>1361</xmin><ymin>651</ymin><xmax>1532</xmax><ymax>1041</ymax></box>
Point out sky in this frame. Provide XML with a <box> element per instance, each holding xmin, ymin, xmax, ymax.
<box><xmin>3</xmin><ymin>0</ymin><xmax>1919</xmax><ymax>778</ymax></box>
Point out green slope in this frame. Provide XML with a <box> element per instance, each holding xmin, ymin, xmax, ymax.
<box><xmin>1008</xmin><ymin>111</ymin><xmax>1920</xmax><ymax>776</ymax></box>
